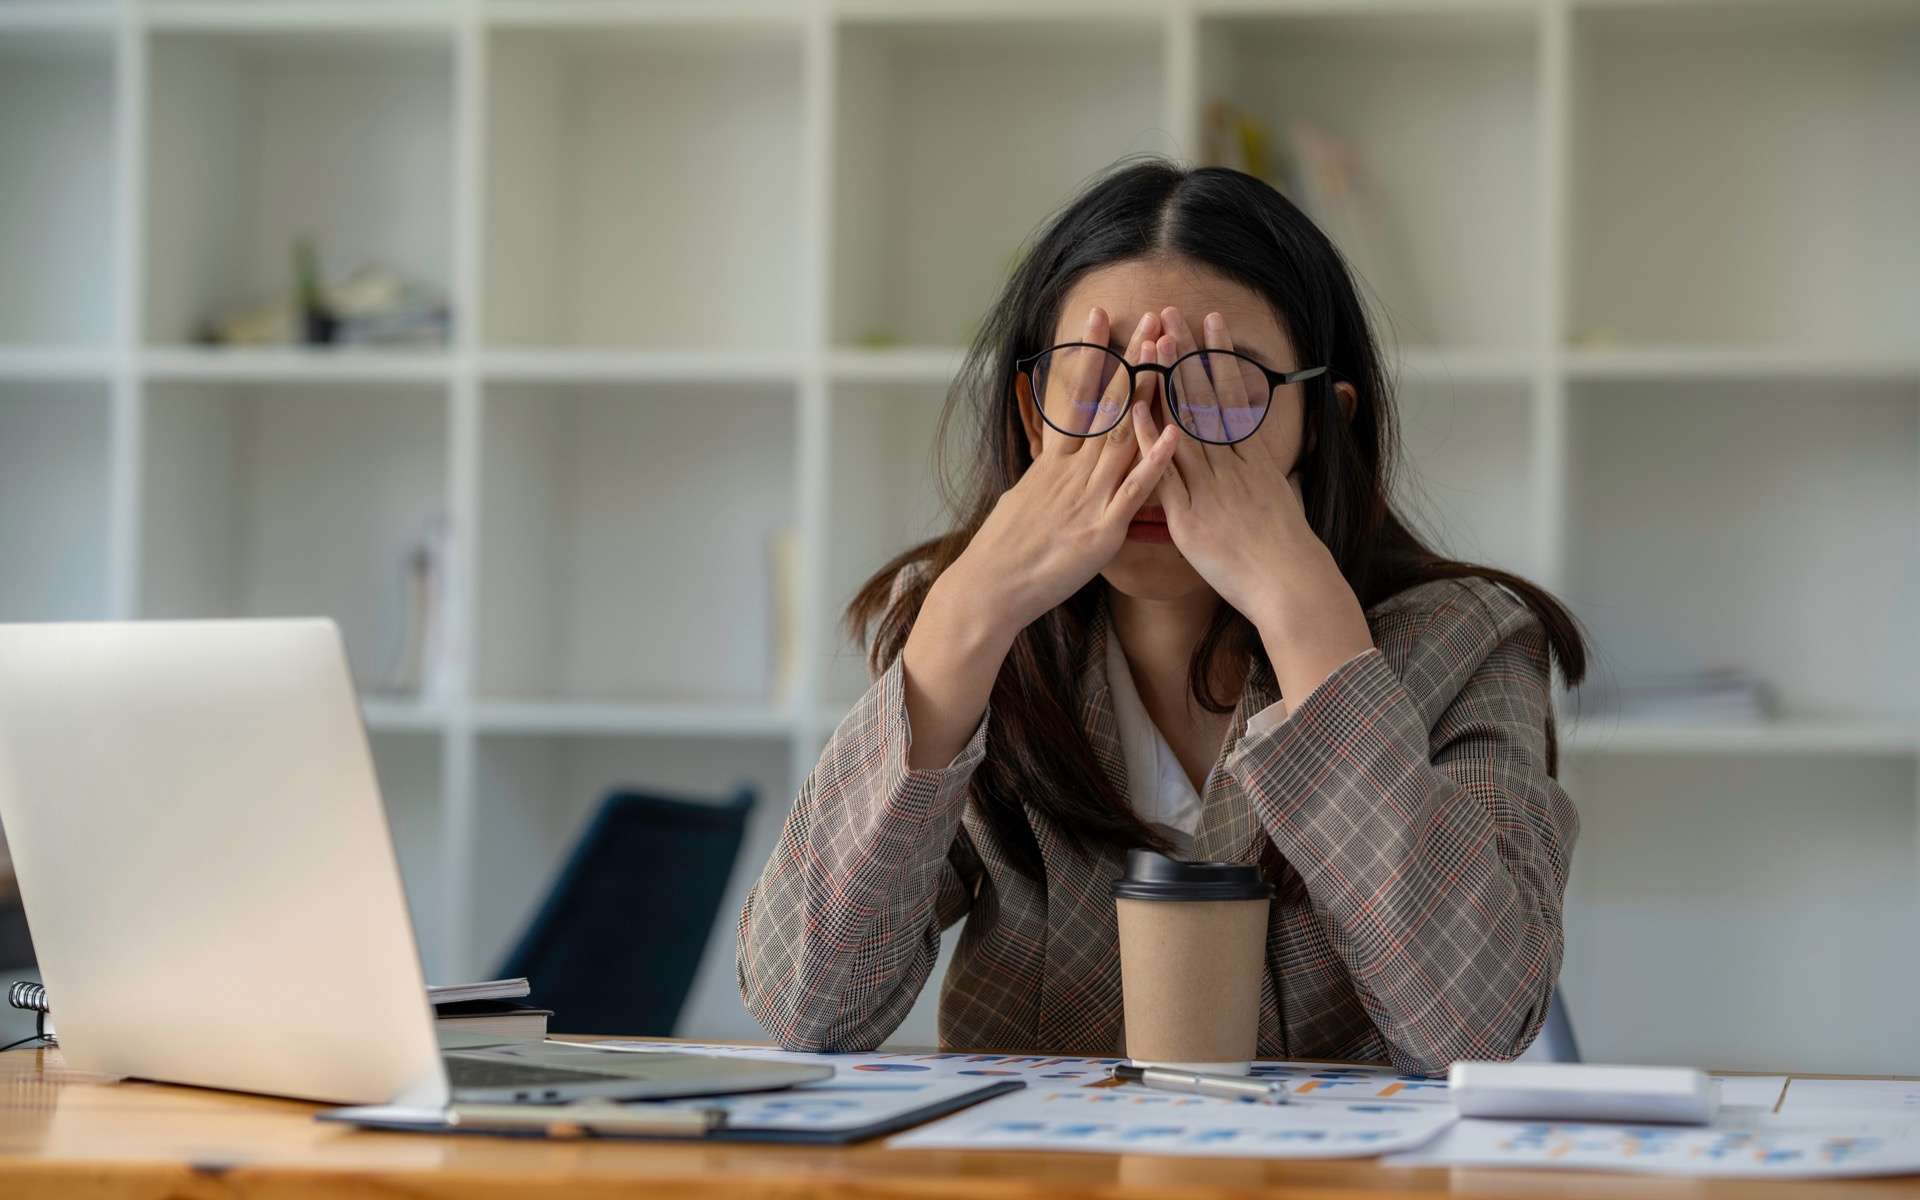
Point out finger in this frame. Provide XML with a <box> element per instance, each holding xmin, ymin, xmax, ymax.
<box><xmin>1157</xmin><ymin>444</ymin><xmax>1192</xmax><ymax>514</ymax></box>
<box><xmin>1157</xmin><ymin>330</ymin><xmax>1212</xmax><ymax>483</ymax></box>
<box><xmin>1202</xmin><ymin>311</ymin><xmax>1263</xmax><ymax>455</ymax></box>
<box><xmin>1128</xmin><ymin>390</ymin><xmax>1159</xmax><ymax>460</ymax></box>
<box><xmin>1040</xmin><ymin>306</ymin><xmax>1117</xmax><ymax>456</ymax></box>
<box><xmin>1104</xmin><ymin>422</ymin><xmax>1180</xmax><ymax>528</ymax></box>
<box><xmin>1087</xmin><ymin>389</ymin><xmax>1144</xmax><ymax>496</ymax></box>
<box><xmin>1161</xmin><ymin>305</ymin><xmax>1223</xmax><ymax>445</ymax></box>
<box><xmin>1083</xmin><ymin>311</ymin><xmax>1159</xmax><ymax>476</ymax></box>
<box><xmin>1090</xmin><ymin>311</ymin><xmax>1144</xmax><ymax>451</ymax></box>
<box><xmin>1162</xmin><ymin>315</ymin><xmax>1235</xmax><ymax>471</ymax></box>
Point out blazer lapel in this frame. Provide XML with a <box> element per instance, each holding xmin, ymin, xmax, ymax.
<box><xmin>1025</xmin><ymin>598</ymin><xmax>1130</xmax><ymax>1054</ymax></box>
<box><xmin>1189</xmin><ymin>651</ymin><xmax>1282</xmax><ymax>865</ymax></box>
<box><xmin>1076</xmin><ymin>597</ymin><xmax>1129</xmax><ymax>801</ymax></box>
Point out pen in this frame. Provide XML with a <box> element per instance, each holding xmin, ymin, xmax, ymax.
<box><xmin>1110</xmin><ymin>1064</ymin><xmax>1291</xmax><ymax>1105</ymax></box>
<box><xmin>446</xmin><ymin>1100</ymin><xmax>725</xmax><ymax>1137</ymax></box>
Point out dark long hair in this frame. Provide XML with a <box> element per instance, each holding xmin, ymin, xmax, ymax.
<box><xmin>847</xmin><ymin>157</ymin><xmax>1588</xmax><ymax>882</ymax></box>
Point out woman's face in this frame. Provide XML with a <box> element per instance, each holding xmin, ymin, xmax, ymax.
<box><xmin>1036</xmin><ymin>257</ymin><xmax>1333</xmax><ymax>606</ymax></box>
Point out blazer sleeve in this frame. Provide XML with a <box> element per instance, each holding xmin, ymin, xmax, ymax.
<box><xmin>1227</xmin><ymin>584</ymin><xmax>1577</xmax><ymax>1076</ymax></box>
<box><xmin>736</xmin><ymin>650</ymin><xmax>990</xmax><ymax>1052</ymax></box>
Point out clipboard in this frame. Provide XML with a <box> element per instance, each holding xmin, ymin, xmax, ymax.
<box><xmin>319</xmin><ymin>1076</ymin><xmax>1024</xmax><ymax>1145</ymax></box>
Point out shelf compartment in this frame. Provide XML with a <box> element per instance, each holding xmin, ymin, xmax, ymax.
<box><xmin>826</xmin><ymin>346</ymin><xmax>968</xmax><ymax>385</ymax></box>
<box><xmin>1569</xmin><ymin>1</ymin><xmax>1920</xmax><ymax>354</ymax></box>
<box><xmin>1559</xmin><ymin>715</ymin><xmax>1918</xmax><ymax>758</ymax></box>
<box><xmin>0</xmin><ymin>5</ymin><xmax>116</xmax><ymax>34</ymax></box>
<box><xmin>831</xmin><ymin>16</ymin><xmax>1171</xmax><ymax>349</ymax></box>
<box><xmin>139</xmin><ymin>380</ymin><xmax>451</xmax><ymax>692</ymax></box>
<box><xmin>483</xmin><ymin>22</ymin><xmax>806</xmax><ymax>351</ymax></box>
<box><xmin>0</xmin><ymin>348</ymin><xmax>115</xmax><ymax>382</ymax></box>
<box><xmin>1563</xmin><ymin>753</ymin><xmax>1919</xmax><ymax>1075</ymax></box>
<box><xmin>368</xmin><ymin>731</ymin><xmax>452</xmax><ymax>984</ymax></box>
<box><xmin>480</xmin><ymin>349</ymin><xmax>804</xmax><ymax>387</ymax></box>
<box><xmin>822</xmin><ymin>380</ymin><xmax>952</xmax><ymax>706</ymax></box>
<box><xmin>486</xmin><ymin>1</ymin><xmax>798</xmax><ymax>29</ymax></box>
<box><xmin>477</xmin><ymin>380</ymin><xmax>797</xmax><ymax>706</ymax></box>
<box><xmin>473</xmin><ymin>700</ymin><xmax>794</xmax><ymax>739</ymax></box>
<box><xmin>0</xmin><ymin>381</ymin><xmax>113</xmax><ymax>622</ymax></box>
<box><xmin>1564</xmin><ymin>378</ymin><xmax>1919</xmax><ymax>723</ymax></box>
<box><xmin>1564</xmin><ymin>345</ymin><xmax>1920</xmax><ymax>384</ymax></box>
<box><xmin>142</xmin><ymin>345</ymin><xmax>454</xmax><ymax>384</ymax></box>
<box><xmin>0</xmin><ymin>30</ymin><xmax>116</xmax><ymax>348</ymax></box>
<box><xmin>144</xmin><ymin>4</ymin><xmax>457</xmax><ymax>33</ymax></box>
<box><xmin>1391</xmin><ymin>376</ymin><xmax>1540</xmax><ymax>583</ymax></box>
<box><xmin>361</xmin><ymin>696</ymin><xmax>451</xmax><ymax>734</ymax></box>
<box><xmin>144</xmin><ymin>28</ymin><xmax>455</xmax><ymax>348</ymax></box>
<box><xmin>1195</xmin><ymin>8</ymin><xmax>1540</xmax><ymax>354</ymax></box>
<box><xmin>471</xmin><ymin>731</ymin><xmax>792</xmax><ymax>1037</ymax></box>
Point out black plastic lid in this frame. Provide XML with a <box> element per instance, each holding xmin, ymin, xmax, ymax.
<box><xmin>1110</xmin><ymin>849</ymin><xmax>1274</xmax><ymax>902</ymax></box>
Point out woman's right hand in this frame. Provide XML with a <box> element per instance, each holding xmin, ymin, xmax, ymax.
<box><xmin>942</xmin><ymin>307</ymin><xmax>1180</xmax><ymax>636</ymax></box>
<box><xmin>896</xmin><ymin>308</ymin><xmax>1177</xmax><ymax>770</ymax></box>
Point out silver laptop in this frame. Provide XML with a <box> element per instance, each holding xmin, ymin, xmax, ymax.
<box><xmin>0</xmin><ymin>619</ymin><xmax>828</xmax><ymax>1106</ymax></box>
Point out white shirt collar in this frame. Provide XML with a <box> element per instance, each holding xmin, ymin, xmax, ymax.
<box><xmin>1104</xmin><ymin>629</ymin><xmax>1204</xmax><ymax>852</ymax></box>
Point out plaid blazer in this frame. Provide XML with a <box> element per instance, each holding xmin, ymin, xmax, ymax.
<box><xmin>737</xmin><ymin>575</ymin><xmax>1577</xmax><ymax>1075</ymax></box>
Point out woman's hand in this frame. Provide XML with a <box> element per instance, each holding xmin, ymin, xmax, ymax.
<box><xmin>943</xmin><ymin>307</ymin><xmax>1180</xmax><ymax>638</ymax></box>
<box><xmin>1148</xmin><ymin>306</ymin><xmax>1375</xmax><ymax>714</ymax></box>
<box><xmin>898</xmin><ymin>307</ymin><xmax>1177</xmax><ymax>769</ymax></box>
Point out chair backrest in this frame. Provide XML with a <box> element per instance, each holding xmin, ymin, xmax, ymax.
<box><xmin>1539</xmin><ymin>987</ymin><xmax>1583</xmax><ymax>1063</ymax></box>
<box><xmin>495</xmin><ymin>787</ymin><xmax>755</xmax><ymax>1036</ymax></box>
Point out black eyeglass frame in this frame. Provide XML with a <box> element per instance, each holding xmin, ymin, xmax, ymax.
<box><xmin>1014</xmin><ymin>342</ymin><xmax>1331</xmax><ymax>446</ymax></box>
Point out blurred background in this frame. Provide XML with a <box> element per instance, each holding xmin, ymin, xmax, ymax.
<box><xmin>0</xmin><ymin>0</ymin><xmax>1915</xmax><ymax>1073</ymax></box>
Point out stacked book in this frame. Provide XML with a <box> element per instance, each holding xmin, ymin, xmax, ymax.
<box><xmin>429</xmin><ymin>977</ymin><xmax>550</xmax><ymax>1040</ymax></box>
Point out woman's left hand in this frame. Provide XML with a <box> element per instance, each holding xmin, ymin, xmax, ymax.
<box><xmin>1142</xmin><ymin>306</ymin><xmax>1376</xmax><ymax>712</ymax></box>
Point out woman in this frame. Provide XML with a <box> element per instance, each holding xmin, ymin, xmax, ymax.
<box><xmin>737</xmin><ymin>158</ymin><xmax>1585</xmax><ymax>1075</ymax></box>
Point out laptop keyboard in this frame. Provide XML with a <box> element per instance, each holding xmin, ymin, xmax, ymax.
<box><xmin>443</xmin><ymin>1055</ymin><xmax>644</xmax><ymax>1089</ymax></box>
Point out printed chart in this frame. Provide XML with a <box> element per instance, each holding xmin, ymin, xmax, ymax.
<box><xmin>1254</xmin><ymin>1063</ymin><xmax>1452</xmax><ymax>1103</ymax></box>
<box><xmin>1384</xmin><ymin>1117</ymin><xmax>1920</xmax><ymax>1179</ymax></box>
<box><xmin>889</xmin><ymin>1085</ymin><xmax>1457</xmax><ymax>1158</ymax></box>
<box><xmin>592</xmin><ymin>1042</ymin><xmax>1449</xmax><ymax>1098</ymax></box>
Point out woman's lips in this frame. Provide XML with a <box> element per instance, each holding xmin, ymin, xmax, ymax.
<box><xmin>1127</xmin><ymin>507</ymin><xmax>1173</xmax><ymax>543</ymax></box>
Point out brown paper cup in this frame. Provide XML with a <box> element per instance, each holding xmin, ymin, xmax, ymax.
<box><xmin>1112</xmin><ymin>850</ymin><xmax>1273</xmax><ymax>1075</ymax></box>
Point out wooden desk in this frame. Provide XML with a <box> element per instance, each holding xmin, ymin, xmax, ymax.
<box><xmin>3</xmin><ymin>1043</ymin><xmax>1918</xmax><ymax>1199</ymax></box>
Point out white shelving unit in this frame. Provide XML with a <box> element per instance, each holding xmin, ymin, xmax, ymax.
<box><xmin>0</xmin><ymin>0</ymin><xmax>1914</xmax><ymax>1069</ymax></box>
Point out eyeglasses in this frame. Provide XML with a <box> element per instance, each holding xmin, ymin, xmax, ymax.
<box><xmin>1015</xmin><ymin>343</ymin><xmax>1329</xmax><ymax>446</ymax></box>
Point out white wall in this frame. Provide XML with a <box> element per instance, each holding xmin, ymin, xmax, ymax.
<box><xmin>0</xmin><ymin>1</ymin><xmax>1914</xmax><ymax>1070</ymax></box>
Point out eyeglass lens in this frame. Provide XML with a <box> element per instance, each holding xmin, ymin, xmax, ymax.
<box><xmin>1031</xmin><ymin>346</ymin><xmax>1272</xmax><ymax>445</ymax></box>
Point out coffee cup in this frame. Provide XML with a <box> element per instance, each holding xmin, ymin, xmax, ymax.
<box><xmin>1111</xmin><ymin>849</ymin><xmax>1273</xmax><ymax>1075</ymax></box>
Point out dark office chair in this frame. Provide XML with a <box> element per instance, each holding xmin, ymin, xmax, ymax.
<box><xmin>1540</xmin><ymin>987</ymin><xmax>1584</xmax><ymax>1063</ymax></box>
<box><xmin>495</xmin><ymin>786</ymin><xmax>755</xmax><ymax>1036</ymax></box>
